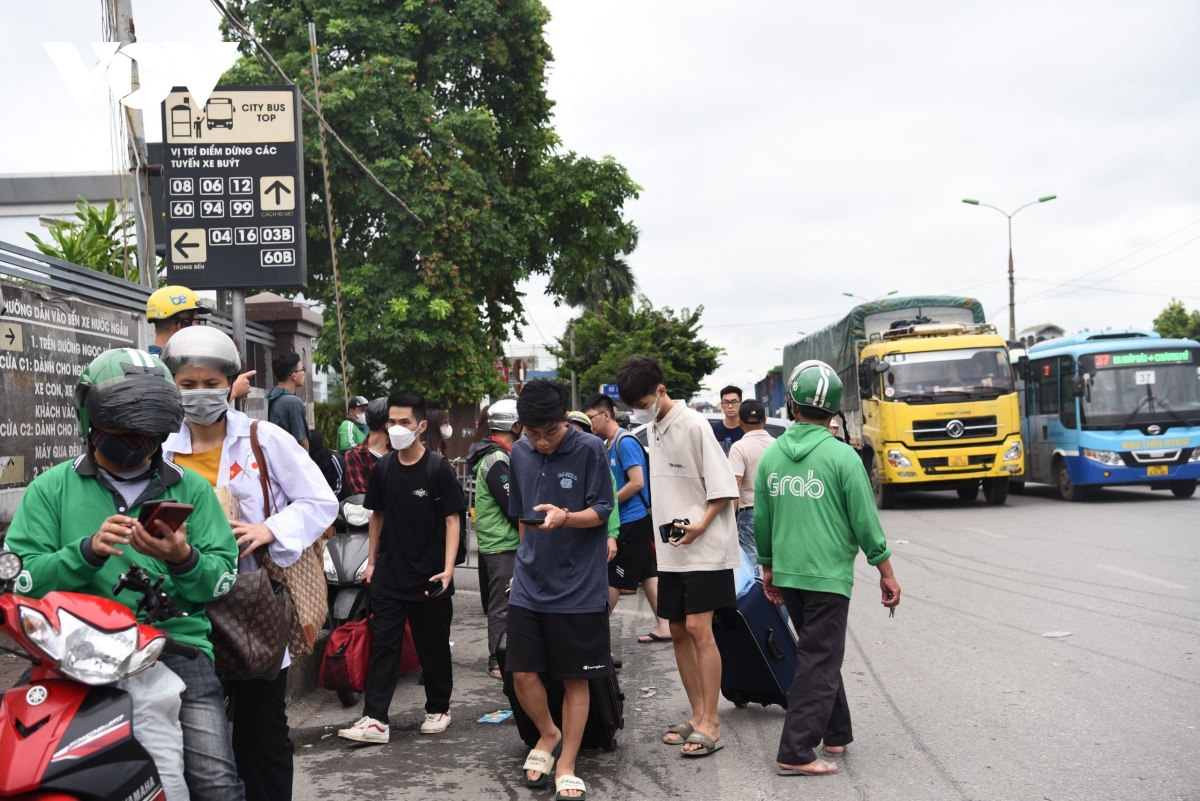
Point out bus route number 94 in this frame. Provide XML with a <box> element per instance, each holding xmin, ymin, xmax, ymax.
<box><xmin>261</xmin><ymin>249</ymin><xmax>295</xmax><ymax>267</ymax></box>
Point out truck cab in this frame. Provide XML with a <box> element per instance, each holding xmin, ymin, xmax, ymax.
<box><xmin>859</xmin><ymin>322</ymin><xmax>1024</xmax><ymax>508</ymax></box>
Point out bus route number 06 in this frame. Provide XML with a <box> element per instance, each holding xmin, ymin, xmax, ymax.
<box><xmin>260</xmin><ymin>249</ymin><xmax>295</xmax><ymax>267</ymax></box>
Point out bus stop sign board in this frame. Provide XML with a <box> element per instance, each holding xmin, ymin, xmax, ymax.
<box><xmin>160</xmin><ymin>85</ymin><xmax>306</xmax><ymax>288</ymax></box>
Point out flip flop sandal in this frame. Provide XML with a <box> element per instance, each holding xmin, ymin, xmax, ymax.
<box><xmin>662</xmin><ymin>722</ymin><xmax>693</xmax><ymax>745</ymax></box>
<box><xmin>638</xmin><ymin>632</ymin><xmax>672</xmax><ymax>644</ymax></box>
<box><xmin>554</xmin><ymin>775</ymin><xmax>587</xmax><ymax>801</ymax></box>
<box><xmin>776</xmin><ymin>759</ymin><xmax>838</xmax><ymax>776</ymax></box>
<box><xmin>520</xmin><ymin>740</ymin><xmax>563</xmax><ymax>788</ymax></box>
<box><xmin>681</xmin><ymin>731</ymin><xmax>724</xmax><ymax>757</ymax></box>
<box><xmin>822</xmin><ymin>745</ymin><xmax>846</xmax><ymax>757</ymax></box>
<box><xmin>487</xmin><ymin>665</ymin><xmax>502</xmax><ymax>679</ymax></box>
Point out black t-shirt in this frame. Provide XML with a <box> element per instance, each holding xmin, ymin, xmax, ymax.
<box><xmin>711</xmin><ymin>419</ymin><xmax>745</xmax><ymax>456</ymax></box>
<box><xmin>363</xmin><ymin>450</ymin><xmax>466</xmax><ymax>600</ymax></box>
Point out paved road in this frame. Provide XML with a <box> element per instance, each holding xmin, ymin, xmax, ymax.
<box><xmin>290</xmin><ymin>484</ymin><xmax>1199</xmax><ymax>800</ymax></box>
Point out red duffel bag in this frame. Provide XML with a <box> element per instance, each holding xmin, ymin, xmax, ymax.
<box><xmin>319</xmin><ymin>592</ymin><xmax>421</xmax><ymax>693</ymax></box>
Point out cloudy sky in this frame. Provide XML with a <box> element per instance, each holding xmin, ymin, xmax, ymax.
<box><xmin>4</xmin><ymin>1</ymin><xmax>1199</xmax><ymax>404</ymax></box>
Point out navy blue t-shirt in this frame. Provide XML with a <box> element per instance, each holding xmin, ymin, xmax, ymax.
<box><xmin>711</xmin><ymin>419</ymin><xmax>745</xmax><ymax>456</ymax></box>
<box><xmin>508</xmin><ymin>425</ymin><xmax>614</xmax><ymax>614</ymax></box>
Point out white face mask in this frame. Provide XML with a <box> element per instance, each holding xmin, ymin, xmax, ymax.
<box><xmin>388</xmin><ymin>424</ymin><xmax>418</xmax><ymax>451</ymax></box>
<box><xmin>440</xmin><ymin>423</ymin><xmax>454</xmax><ymax>439</ymax></box>
<box><xmin>181</xmin><ymin>388</ymin><xmax>230</xmax><ymax>426</ymax></box>
<box><xmin>631</xmin><ymin>393</ymin><xmax>661</xmax><ymax>425</ymax></box>
<box><xmin>354</xmin><ymin>412</ymin><xmax>366</xmax><ymax>424</ymax></box>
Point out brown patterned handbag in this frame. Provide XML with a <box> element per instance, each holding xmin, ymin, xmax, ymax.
<box><xmin>250</xmin><ymin>421</ymin><xmax>328</xmax><ymax>658</ymax></box>
<box><xmin>207</xmin><ymin>568</ymin><xmax>293</xmax><ymax>681</ymax></box>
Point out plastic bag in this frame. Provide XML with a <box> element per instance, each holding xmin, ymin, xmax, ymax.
<box><xmin>733</xmin><ymin>547</ymin><xmax>759</xmax><ymax>599</ymax></box>
<box><xmin>118</xmin><ymin>662</ymin><xmax>189</xmax><ymax>801</ymax></box>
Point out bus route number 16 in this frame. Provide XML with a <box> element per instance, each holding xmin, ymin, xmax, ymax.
<box><xmin>261</xmin><ymin>249</ymin><xmax>295</xmax><ymax>267</ymax></box>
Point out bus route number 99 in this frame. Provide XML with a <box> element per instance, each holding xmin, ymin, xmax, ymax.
<box><xmin>260</xmin><ymin>249</ymin><xmax>295</xmax><ymax>267</ymax></box>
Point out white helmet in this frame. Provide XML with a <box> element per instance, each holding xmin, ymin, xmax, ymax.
<box><xmin>487</xmin><ymin>398</ymin><xmax>520</xmax><ymax>432</ymax></box>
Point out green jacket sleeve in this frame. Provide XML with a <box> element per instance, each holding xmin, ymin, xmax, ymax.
<box><xmin>753</xmin><ymin>457</ymin><xmax>773</xmax><ymax>565</ymax></box>
<box><xmin>608</xmin><ymin>473</ymin><xmax>620</xmax><ymax>538</ymax></box>
<box><xmin>842</xmin><ymin>454</ymin><xmax>891</xmax><ymax>565</ymax></box>
<box><xmin>336</xmin><ymin>420</ymin><xmax>354</xmax><ymax>451</ymax></box>
<box><xmin>167</xmin><ymin>475</ymin><xmax>240</xmax><ymax>603</ymax></box>
<box><xmin>4</xmin><ymin>475</ymin><xmax>101</xmax><ymax>597</ymax></box>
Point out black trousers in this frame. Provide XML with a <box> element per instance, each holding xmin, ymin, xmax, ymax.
<box><xmin>364</xmin><ymin>594</ymin><xmax>454</xmax><ymax>723</ymax></box>
<box><xmin>226</xmin><ymin>667</ymin><xmax>292</xmax><ymax>801</ymax></box>
<box><xmin>777</xmin><ymin>588</ymin><xmax>854</xmax><ymax>765</ymax></box>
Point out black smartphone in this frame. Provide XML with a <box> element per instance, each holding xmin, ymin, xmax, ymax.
<box><xmin>658</xmin><ymin>518</ymin><xmax>690</xmax><ymax>544</ymax></box>
<box><xmin>138</xmin><ymin>501</ymin><xmax>194</xmax><ymax>539</ymax></box>
<box><xmin>519</xmin><ymin>517</ymin><xmax>546</xmax><ymax>528</ymax></box>
<box><xmin>426</xmin><ymin>579</ymin><xmax>447</xmax><ymax>598</ymax></box>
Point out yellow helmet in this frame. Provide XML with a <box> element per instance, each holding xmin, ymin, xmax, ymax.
<box><xmin>146</xmin><ymin>285</ymin><xmax>210</xmax><ymax>321</ymax></box>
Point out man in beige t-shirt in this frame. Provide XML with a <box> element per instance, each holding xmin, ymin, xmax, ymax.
<box><xmin>617</xmin><ymin>356</ymin><xmax>739</xmax><ymax>759</ymax></box>
<box><xmin>728</xmin><ymin>400</ymin><xmax>775</xmax><ymax>565</ymax></box>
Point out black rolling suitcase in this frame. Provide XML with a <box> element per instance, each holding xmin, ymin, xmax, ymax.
<box><xmin>712</xmin><ymin>579</ymin><xmax>798</xmax><ymax>709</ymax></box>
<box><xmin>496</xmin><ymin>630</ymin><xmax>625</xmax><ymax>751</ymax></box>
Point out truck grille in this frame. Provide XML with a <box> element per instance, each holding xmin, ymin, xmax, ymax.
<box><xmin>911</xmin><ymin>416</ymin><xmax>998</xmax><ymax>441</ymax></box>
<box><xmin>919</xmin><ymin>455</ymin><xmax>994</xmax><ymax>474</ymax></box>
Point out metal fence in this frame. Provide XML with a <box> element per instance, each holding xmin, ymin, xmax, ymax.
<box><xmin>451</xmin><ymin>457</ymin><xmax>479</xmax><ymax>567</ymax></box>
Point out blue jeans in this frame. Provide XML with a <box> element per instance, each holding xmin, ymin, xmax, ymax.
<box><xmin>736</xmin><ymin>507</ymin><xmax>758</xmax><ymax>566</ymax></box>
<box><xmin>161</xmin><ymin>653</ymin><xmax>246</xmax><ymax>801</ymax></box>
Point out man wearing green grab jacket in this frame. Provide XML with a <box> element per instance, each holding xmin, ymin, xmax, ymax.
<box><xmin>754</xmin><ymin>360</ymin><xmax>901</xmax><ymax>779</ymax></box>
<box><xmin>4</xmin><ymin>347</ymin><xmax>245</xmax><ymax>800</ymax></box>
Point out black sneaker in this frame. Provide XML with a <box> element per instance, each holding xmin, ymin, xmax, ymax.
<box><xmin>612</xmin><ymin>653</ymin><xmax>623</xmax><ymax>670</ymax></box>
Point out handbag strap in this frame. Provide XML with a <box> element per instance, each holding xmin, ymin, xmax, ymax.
<box><xmin>249</xmin><ymin>421</ymin><xmax>276</xmax><ymax>519</ymax></box>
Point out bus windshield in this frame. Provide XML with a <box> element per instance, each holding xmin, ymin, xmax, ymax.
<box><xmin>883</xmin><ymin>347</ymin><xmax>1014</xmax><ymax>402</ymax></box>
<box><xmin>1079</xmin><ymin>348</ymin><xmax>1200</xmax><ymax>429</ymax></box>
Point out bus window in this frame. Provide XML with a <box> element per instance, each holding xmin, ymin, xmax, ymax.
<box><xmin>1058</xmin><ymin>356</ymin><xmax>1077</xmax><ymax>429</ymax></box>
<box><xmin>1033</xmin><ymin>358</ymin><xmax>1059</xmax><ymax>415</ymax></box>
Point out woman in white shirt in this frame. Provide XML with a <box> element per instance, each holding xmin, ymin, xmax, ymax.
<box><xmin>161</xmin><ymin>327</ymin><xmax>337</xmax><ymax>801</ymax></box>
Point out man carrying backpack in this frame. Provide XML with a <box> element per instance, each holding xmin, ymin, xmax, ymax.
<box><xmin>338</xmin><ymin>391</ymin><xmax>464</xmax><ymax>743</ymax></box>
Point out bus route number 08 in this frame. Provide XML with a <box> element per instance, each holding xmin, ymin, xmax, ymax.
<box><xmin>261</xmin><ymin>249</ymin><xmax>295</xmax><ymax>267</ymax></box>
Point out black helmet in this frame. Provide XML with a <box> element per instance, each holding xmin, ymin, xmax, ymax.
<box><xmin>349</xmin><ymin>395</ymin><xmax>369</xmax><ymax>410</ymax></box>
<box><xmin>364</xmin><ymin>397</ymin><xmax>389</xmax><ymax>432</ymax></box>
<box><xmin>74</xmin><ymin>348</ymin><xmax>183</xmax><ymax>437</ymax></box>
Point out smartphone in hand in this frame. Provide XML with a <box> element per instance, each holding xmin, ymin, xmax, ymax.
<box><xmin>138</xmin><ymin>501</ymin><xmax>194</xmax><ymax>539</ymax></box>
<box><xmin>519</xmin><ymin>517</ymin><xmax>546</xmax><ymax>528</ymax></box>
<box><xmin>427</xmin><ymin>579</ymin><xmax>447</xmax><ymax>598</ymax></box>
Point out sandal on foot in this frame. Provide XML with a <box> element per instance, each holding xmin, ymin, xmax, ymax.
<box><xmin>520</xmin><ymin>740</ymin><xmax>563</xmax><ymax>788</ymax></box>
<box><xmin>554</xmin><ymin>775</ymin><xmax>587</xmax><ymax>800</ymax></box>
<box><xmin>487</xmin><ymin>665</ymin><xmax>502</xmax><ymax>679</ymax></box>
<box><xmin>662</xmin><ymin>722</ymin><xmax>693</xmax><ymax>745</ymax></box>
<box><xmin>822</xmin><ymin>745</ymin><xmax>846</xmax><ymax>757</ymax></box>
<box><xmin>681</xmin><ymin>730</ymin><xmax>724</xmax><ymax>757</ymax></box>
<box><xmin>638</xmin><ymin>632</ymin><xmax>672</xmax><ymax>644</ymax></box>
<box><xmin>776</xmin><ymin>759</ymin><xmax>838</xmax><ymax>776</ymax></box>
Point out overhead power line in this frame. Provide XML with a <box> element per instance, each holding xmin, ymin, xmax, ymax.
<box><xmin>208</xmin><ymin>0</ymin><xmax>423</xmax><ymax>225</ymax></box>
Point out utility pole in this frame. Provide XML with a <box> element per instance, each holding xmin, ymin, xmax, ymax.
<box><xmin>570</xmin><ymin>325</ymin><xmax>579</xmax><ymax>410</ymax></box>
<box><xmin>309</xmin><ymin>23</ymin><xmax>351</xmax><ymax>412</ymax></box>
<box><xmin>112</xmin><ymin>0</ymin><xmax>158</xmax><ymax>287</ymax></box>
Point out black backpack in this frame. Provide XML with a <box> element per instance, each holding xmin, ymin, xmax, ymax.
<box><xmin>379</xmin><ymin>450</ymin><xmax>468</xmax><ymax>565</ymax></box>
<box><xmin>612</xmin><ymin>430</ymin><xmax>652</xmax><ymax>511</ymax></box>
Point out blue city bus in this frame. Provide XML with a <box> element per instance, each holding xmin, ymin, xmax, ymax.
<box><xmin>1017</xmin><ymin>330</ymin><xmax>1200</xmax><ymax>500</ymax></box>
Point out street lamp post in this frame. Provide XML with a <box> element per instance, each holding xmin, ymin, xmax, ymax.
<box><xmin>843</xmin><ymin>290</ymin><xmax>899</xmax><ymax>303</ymax></box>
<box><xmin>962</xmin><ymin>195</ymin><xmax>1056</xmax><ymax>342</ymax></box>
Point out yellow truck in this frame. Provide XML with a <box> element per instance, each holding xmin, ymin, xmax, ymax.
<box><xmin>782</xmin><ymin>296</ymin><xmax>1024</xmax><ymax>508</ymax></box>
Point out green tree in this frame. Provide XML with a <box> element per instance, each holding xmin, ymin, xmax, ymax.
<box><xmin>1153</xmin><ymin>298</ymin><xmax>1200</xmax><ymax>341</ymax></box>
<box><xmin>551</xmin><ymin>296</ymin><xmax>723</xmax><ymax>402</ymax></box>
<box><xmin>219</xmin><ymin>0</ymin><xmax>639</xmax><ymax>403</ymax></box>
<box><xmin>26</xmin><ymin>198</ymin><xmax>139</xmax><ymax>282</ymax></box>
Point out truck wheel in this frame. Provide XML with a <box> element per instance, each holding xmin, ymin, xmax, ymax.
<box><xmin>1009</xmin><ymin>480</ymin><xmax>1025</xmax><ymax>495</ymax></box>
<box><xmin>1055</xmin><ymin>457</ymin><xmax>1089</xmax><ymax>502</ymax></box>
<box><xmin>1170</xmin><ymin>480</ymin><xmax>1197</xmax><ymax>499</ymax></box>
<box><xmin>982</xmin><ymin>477</ymin><xmax>1009</xmax><ymax>505</ymax></box>
<box><xmin>869</xmin><ymin>452</ymin><xmax>897</xmax><ymax>509</ymax></box>
<box><xmin>956</xmin><ymin>483</ymin><xmax>980</xmax><ymax>501</ymax></box>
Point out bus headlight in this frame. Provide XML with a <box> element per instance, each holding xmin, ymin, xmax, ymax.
<box><xmin>1003</xmin><ymin>441</ymin><xmax>1023</xmax><ymax>462</ymax></box>
<box><xmin>1083</xmin><ymin>448</ymin><xmax>1122</xmax><ymax>466</ymax></box>
<box><xmin>887</xmin><ymin>450</ymin><xmax>912</xmax><ymax>468</ymax></box>
<box><xmin>1189</xmin><ymin>449</ymin><xmax>1200</xmax><ymax>463</ymax></box>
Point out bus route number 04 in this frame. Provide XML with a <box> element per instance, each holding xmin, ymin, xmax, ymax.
<box><xmin>261</xmin><ymin>249</ymin><xmax>295</xmax><ymax>267</ymax></box>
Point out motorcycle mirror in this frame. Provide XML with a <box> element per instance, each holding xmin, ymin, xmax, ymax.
<box><xmin>875</xmin><ymin>361</ymin><xmax>891</xmax><ymax>374</ymax></box>
<box><xmin>0</xmin><ymin>550</ymin><xmax>22</xmax><ymax>582</ymax></box>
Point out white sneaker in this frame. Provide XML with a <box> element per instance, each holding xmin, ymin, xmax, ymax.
<box><xmin>338</xmin><ymin>716</ymin><xmax>389</xmax><ymax>743</ymax></box>
<box><xmin>420</xmin><ymin>712</ymin><xmax>452</xmax><ymax>734</ymax></box>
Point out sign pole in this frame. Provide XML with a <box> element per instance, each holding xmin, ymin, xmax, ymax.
<box><xmin>308</xmin><ymin>23</ymin><xmax>351</xmax><ymax>413</ymax></box>
<box><xmin>113</xmin><ymin>0</ymin><xmax>158</xmax><ymax>287</ymax></box>
<box><xmin>231</xmin><ymin>287</ymin><xmax>246</xmax><ymax>363</ymax></box>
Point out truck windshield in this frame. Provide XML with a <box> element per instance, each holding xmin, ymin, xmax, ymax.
<box><xmin>883</xmin><ymin>347</ymin><xmax>1013</xmax><ymax>402</ymax></box>
<box><xmin>1079</xmin><ymin>349</ymin><xmax>1200</xmax><ymax>429</ymax></box>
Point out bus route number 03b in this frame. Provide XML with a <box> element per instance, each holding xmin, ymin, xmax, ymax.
<box><xmin>260</xmin><ymin>226</ymin><xmax>294</xmax><ymax>243</ymax></box>
<box><xmin>261</xmin><ymin>249</ymin><xmax>295</xmax><ymax>267</ymax></box>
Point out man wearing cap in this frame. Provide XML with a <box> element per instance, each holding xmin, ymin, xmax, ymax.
<box><xmin>337</xmin><ymin>395</ymin><xmax>370</xmax><ymax>451</ymax></box>
<box><xmin>146</xmin><ymin>285</ymin><xmax>253</xmax><ymax>399</ymax></box>
<box><xmin>727</xmin><ymin>399</ymin><xmax>773</xmax><ymax>566</ymax></box>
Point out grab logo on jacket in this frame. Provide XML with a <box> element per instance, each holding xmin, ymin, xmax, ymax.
<box><xmin>767</xmin><ymin>470</ymin><xmax>825</xmax><ymax>499</ymax></box>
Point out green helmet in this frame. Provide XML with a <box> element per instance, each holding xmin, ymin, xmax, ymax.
<box><xmin>787</xmin><ymin>360</ymin><xmax>843</xmax><ymax>414</ymax></box>
<box><xmin>74</xmin><ymin>348</ymin><xmax>184</xmax><ymax>438</ymax></box>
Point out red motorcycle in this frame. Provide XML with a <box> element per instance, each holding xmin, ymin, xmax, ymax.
<box><xmin>0</xmin><ymin>550</ymin><xmax>198</xmax><ymax>800</ymax></box>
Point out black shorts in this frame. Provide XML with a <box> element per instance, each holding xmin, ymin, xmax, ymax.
<box><xmin>505</xmin><ymin>604</ymin><xmax>613</xmax><ymax>681</ymax></box>
<box><xmin>657</xmin><ymin>569</ymin><xmax>736</xmax><ymax>621</ymax></box>
<box><xmin>608</xmin><ymin>515</ymin><xmax>657</xmax><ymax>590</ymax></box>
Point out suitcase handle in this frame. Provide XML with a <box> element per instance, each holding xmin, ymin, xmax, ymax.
<box><xmin>765</xmin><ymin>627</ymin><xmax>786</xmax><ymax>661</ymax></box>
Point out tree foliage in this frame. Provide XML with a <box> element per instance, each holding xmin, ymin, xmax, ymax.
<box><xmin>1153</xmin><ymin>298</ymin><xmax>1200</xmax><ymax>341</ymax></box>
<box><xmin>551</xmin><ymin>296</ymin><xmax>723</xmax><ymax>402</ymax></box>
<box><xmin>26</xmin><ymin>198</ymin><xmax>139</xmax><ymax>282</ymax></box>
<box><xmin>219</xmin><ymin>0</ymin><xmax>639</xmax><ymax>404</ymax></box>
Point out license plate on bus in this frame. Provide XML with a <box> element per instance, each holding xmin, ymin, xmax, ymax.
<box><xmin>949</xmin><ymin>455</ymin><xmax>969</xmax><ymax>467</ymax></box>
<box><xmin>1147</xmin><ymin>465</ymin><xmax>1169</xmax><ymax>476</ymax></box>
